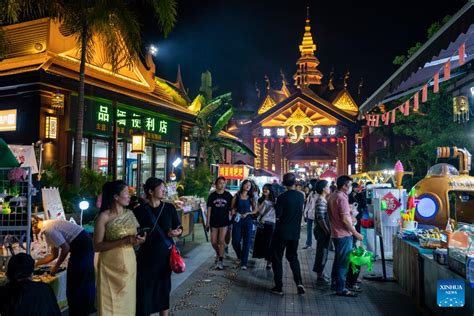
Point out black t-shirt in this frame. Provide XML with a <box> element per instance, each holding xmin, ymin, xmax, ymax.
<box><xmin>207</xmin><ymin>191</ymin><xmax>233</xmax><ymax>227</ymax></box>
<box><xmin>274</xmin><ymin>190</ymin><xmax>305</xmax><ymax>240</ymax></box>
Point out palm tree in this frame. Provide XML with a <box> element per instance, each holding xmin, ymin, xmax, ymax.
<box><xmin>0</xmin><ymin>0</ymin><xmax>177</xmax><ymax>187</ymax></box>
<box><xmin>190</xmin><ymin>92</ymin><xmax>255</xmax><ymax>166</ymax></box>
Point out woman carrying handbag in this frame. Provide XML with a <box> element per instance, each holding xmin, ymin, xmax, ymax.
<box><xmin>133</xmin><ymin>177</ymin><xmax>183</xmax><ymax>316</ymax></box>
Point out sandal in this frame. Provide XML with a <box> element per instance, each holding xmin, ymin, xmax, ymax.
<box><xmin>336</xmin><ymin>290</ymin><xmax>357</xmax><ymax>297</ymax></box>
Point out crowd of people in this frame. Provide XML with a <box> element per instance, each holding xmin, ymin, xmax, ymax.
<box><xmin>206</xmin><ymin>172</ymin><xmax>368</xmax><ymax>297</ymax></box>
<box><xmin>1</xmin><ymin>177</ymin><xmax>182</xmax><ymax>316</ymax></box>
<box><xmin>0</xmin><ymin>172</ymin><xmax>369</xmax><ymax>316</ymax></box>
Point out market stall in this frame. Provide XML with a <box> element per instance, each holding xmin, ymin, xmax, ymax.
<box><xmin>393</xmin><ymin>147</ymin><xmax>474</xmax><ymax>314</ymax></box>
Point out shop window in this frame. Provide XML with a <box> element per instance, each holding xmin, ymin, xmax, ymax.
<box><xmin>183</xmin><ymin>141</ymin><xmax>191</xmax><ymax>157</ymax></box>
<box><xmin>71</xmin><ymin>138</ymin><xmax>88</xmax><ymax>169</ymax></box>
<box><xmin>142</xmin><ymin>145</ymin><xmax>153</xmax><ymax>184</ymax></box>
<box><xmin>449</xmin><ymin>191</ymin><xmax>474</xmax><ymax>224</ymax></box>
<box><xmin>155</xmin><ymin>147</ymin><xmax>167</xmax><ymax>180</ymax></box>
<box><xmin>92</xmin><ymin>139</ymin><xmax>109</xmax><ymax>175</ymax></box>
<box><xmin>117</xmin><ymin>142</ymin><xmax>124</xmax><ymax>180</ymax></box>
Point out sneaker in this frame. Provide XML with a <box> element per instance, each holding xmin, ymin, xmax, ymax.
<box><xmin>270</xmin><ymin>287</ymin><xmax>284</xmax><ymax>295</ymax></box>
<box><xmin>316</xmin><ymin>276</ymin><xmax>330</xmax><ymax>286</ymax></box>
<box><xmin>241</xmin><ymin>265</ymin><xmax>248</xmax><ymax>270</ymax></box>
<box><xmin>216</xmin><ymin>261</ymin><xmax>224</xmax><ymax>270</ymax></box>
<box><xmin>297</xmin><ymin>284</ymin><xmax>306</xmax><ymax>295</ymax></box>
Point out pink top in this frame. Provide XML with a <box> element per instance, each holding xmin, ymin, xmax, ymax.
<box><xmin>394</xmin><ymin>160</ymin><xmax>404</xmax><ymax>172</ymax></box>
<box><xmin>328</xmin><ymin>190</ymin><xmax>352</xmax><ymax>238</ymax></box>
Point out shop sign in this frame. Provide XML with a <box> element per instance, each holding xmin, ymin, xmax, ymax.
<box><xmin>72</xmin><ymin>97</ymin><xmax>180</xmax><ymax>147</ymax></box>
<box><xmin>97</xmin><ymin>158</ymin><xmax>108</xmax><ymax>167</ymax></box>
<box><xmin>218</xmin><ymin>164</ymin><xmax>245</xmax><ymax>180</ymax></box>
<box><xmin>260</xmin><ymin>125</ymin><xmax>338</xmax><ymax>137</ymax></box>
<box><xmin>381</xmin><ymin>192</ymin><xmax>401</xmax><ymax>216</ymax></box>
<box><xmin>0</xmin><ymin>109</ymin><xmax>17</xmax><ymax>131</ymax></box>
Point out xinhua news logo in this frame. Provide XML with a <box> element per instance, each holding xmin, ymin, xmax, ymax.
<box><xmin>437</xmin><ymin>279</ymin><xmax>465</xmax><ymax>307</ymax></box>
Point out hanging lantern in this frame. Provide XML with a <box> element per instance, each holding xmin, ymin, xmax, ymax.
<box><xmin>263</xmin><ymin>138</ymin><xmax>269</xmax><ymax>144</ymax></box>
<box><xmin>271</xmin><ymin>138</ymin><xmax>275</xmax><ymax>143</ymax></box>
<box><xmin>305</xmin><ymin>137</ymin><xmax>311</xmax><ymax>143</ymax></box>
<box><xmin>330</xmin><ymin>137</ymin><xmax>336</xmax><ymax>143</ymax></box>
<box><xmin>285</xmin><ymin>138</ymin><xmax>291</xmax><ymax>143</ymax></box>
<box><xmin>256</xmin><ymin>138</ymin><xmax>262</xmax><ymax>144</ymax></box>
<box><xmin>313</xmin><ymin>138</ymin><xmax>320</xmax><ymax>143</ymax></box>
<box><xmin>131</xmin><ymin>131</ymin><xmax>146</xmax><ymax>154</ymax></box>
<box><xmin>321</xmin><ymin>138</ymin><xmax>328</xmax><ymax>143</ymax></box>
<box><xmin>453</xmin><ymin>96</ymin><xmax>470</xmax><ymax>123</ymax></box>
<box><xmin>338</xmin><ymin>137</ymin><xmax>345</xmax><ymax>143</ymax></box>
<box><xmin>278</xmin><ymin>138</ymin><xmax>284</xmax><ymax>144</ymax></box>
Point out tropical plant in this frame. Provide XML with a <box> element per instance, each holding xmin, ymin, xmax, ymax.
<box><xmin>79</xmin><ymin>168</ymin><xmax>108</xmax><ymax>198</ymax></box>
<box><xmin>190</xmin><ymin>92</ymin><xmax>255</xmax><ymax>166</ymax></box>
<box><xmin>177</xmin><ymin>164</ymin><xmax>212</xmax><ymax>199</ymax></box>
<box><xmin>0</xmin><ymin>0</ymin><xmax>177</xmax><ymax>188</ymax></box>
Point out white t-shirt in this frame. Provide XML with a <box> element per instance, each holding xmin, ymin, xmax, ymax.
<box><xmin>41</xmin><ymin>219</ymin><xmax>84</xmax><ymax>248</ymax></box>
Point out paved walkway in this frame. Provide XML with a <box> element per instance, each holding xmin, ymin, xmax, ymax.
<box><xmin>170</xmin><ymin>228</ymin><xmax>423</xmax><ymax>316</ymax></box>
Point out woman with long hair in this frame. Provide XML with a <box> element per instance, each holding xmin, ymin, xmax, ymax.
<box><xmin>94</xmin><ymin>180</ymin><xmax>144</xmax><ymax>315</ymax></box>
<box><xmin>230</xmin><ymin>179</ymin><xmax>256</xmax><ymax>270</ymax></box>
<box><xmin>134</xmin><ymin>177</ymin><xmax>182</xmax><ymax>316</ymax></box>
<box><xmin>251</xmin><ymin>183</ymin><xmax>276</xmax><ymax>269</ymax></box>
<box><xmin>303</xmin><ymin>178</ymin><xmax>319</xmax><ymax>249</ymax></box>
<box><xmin>312</xmin><ymin>179</ymin><xmax>331</xmax><ymax>285</ymax></box>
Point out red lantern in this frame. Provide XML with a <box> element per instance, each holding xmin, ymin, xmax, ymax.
<box><xmin>263</xmin><ymin>138</ymin><xmax>269</xmax><ymax>144</ymax></box>
<box><xmin>322</xmin><ymin>138</ymin><xmax>328</xmax><ymax>143</ymax></box>
<box><xmin>338</xmin><ymin>137</ymin><xmax>344</xmax><ymax>143</ymax></box>
<box><xmin>305</xmin><ymin>137</ymin><xmax>311</xmax><ymax>143</ymax></box>
<box><xmin>285</xmin><ymin>138</ymin><xmax>291</xmax><ymax>143</ymax></box>
<box><xmin>313</xmin><ymin>138</ymin><xmax>320</xmax><ymax>143</ymax></box>
<box><xmin>256</xmin><ymin>138</ymin><xmax>261</xmax><ymax>144</ymax></box>
<box><xmin>278</xmin><ymin>138</ymin><xmax>284</xmax><ymax>143</ymax></box>
<box><xmin>271</xmin><ymin>138</ymin><xmax>275</xmax><ymax>143</ymax></box>
<box><xmin>330</xmin><ymin>137</ymin><xmax>336</xmax><ymax>143</ymax></box>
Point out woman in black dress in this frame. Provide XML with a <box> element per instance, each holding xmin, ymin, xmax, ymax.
<box><xmin>134</xmin><ymin>178</ymin><xmax>182</xmax><ymax>316</ymax></box>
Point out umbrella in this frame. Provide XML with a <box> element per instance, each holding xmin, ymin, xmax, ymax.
<box><xmin>0</xmin><ymin>138</ymin><xmax>20</xmax><ymax>168</ymax></box>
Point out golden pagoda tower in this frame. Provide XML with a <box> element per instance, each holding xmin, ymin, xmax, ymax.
<box><xmin>293</xmin><ymin>7</ymin><xmax>323</xmax><ymax>88</ymax></box>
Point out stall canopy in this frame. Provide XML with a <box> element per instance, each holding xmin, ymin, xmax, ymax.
<box><xmin>359</xmin><ymin>0</ymin><xmax>474</xmax><ymax>117</ymax></box>
<box><xmin>320</xmin><ymin>169</ymin><xmax>337</xmax><ymax>179</ymax></box>
<box><xmin>0</xmin><ymin>138</ymin><xmax>20</xmax><ymax>168</ymax></box>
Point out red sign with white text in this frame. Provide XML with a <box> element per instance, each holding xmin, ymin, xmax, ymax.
<box><xmin>218</xmin><ymin>165</ymin><xmax>244</xmax><ymax>180</ymax></box>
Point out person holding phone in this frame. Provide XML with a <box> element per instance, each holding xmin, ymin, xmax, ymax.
<box><xmin>134</xmin><ymin>177</ymin><xmax>182</xmax><ymax>316</ymax></box>
<box><xmin>206</xmin><ymin>177</ymin><xmax>233</xmax><ymax>270</ymax></box>
<box><xmin>94</xmin><ymin>180</ymin><xmax>145</xmax><ymax>315</ymax></box>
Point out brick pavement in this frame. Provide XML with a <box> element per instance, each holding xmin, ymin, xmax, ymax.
<box><xmin>170</xmin><ymin>228</ymin><xmax>424</xmax><ymax>316</ymax></box>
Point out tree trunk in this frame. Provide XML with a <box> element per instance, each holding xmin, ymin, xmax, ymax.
<box><xmin>72</xmin><ymin>23</ymin><xmax>88</xmax><ymax>188</ymax></box>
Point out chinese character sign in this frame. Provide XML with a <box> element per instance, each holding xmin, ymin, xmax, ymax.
<box><xmin>218</xmin><ymin>165</ymin><xmax>245</xmax><ymax>180</ymax></box>
<box><xmin>263</xmin><ymin>128</ymin><xmax>272</xmax><ymax>137</ymax></box>
<box><xmin>277</xmin><ymin>128</ymin><xmax>286</xmax><ymax>137</ymax></box>
<box><xmin>98</xmin><ymin>105</ymin><xmax>110</xmax><ymax>122</ymax></box>
<box><xmin>381</xmin><ymin>192</ymin><xmax>402</xmax><ymax>216</ymax></box>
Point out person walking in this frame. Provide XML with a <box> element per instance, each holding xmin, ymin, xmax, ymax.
<box><xmin>303</xmin><ymin>179</ymin><xmax>318</xmax><ymax>249</ymax></box>
<box><xmin>251</xmin><ymin>183</ymin><xmax>276</xmax><ymax>269</ymax></box>
<box><xmin>230</xmin><ymin>179</ymin><xmax>256</xmax><ymax>270</ymax></box>
<box><xmin>94</xmin><ymin>180</ymin><xmax>144</xmax><ymax>316</ymax></box>
<box><xmin>328</xmin><ymin>175</ymin><xmax>363</xmax><ymax>297</ymax></box>
<box><xmin>34</xmin><ymin>216</ymin><xmax>96</xmax><ymax>316</ymax></box>
<box><xmin>206</xmin><ymin>177</ymin><xmax>233</xmax><ymax>270</ymax></box>
<box><xmin>312</xmin><ymin>179</ymin><xmax>331</xmax><ymax>285</ymax></box>
<box><xmin>270</xmin><ymin>173</ymin><xmax>305</xmax><ymax>295</ymax></box>
<box><xmin>134</xmin><ymin>177</ymin><xmax>182</xmax><ymax>316</ymax></box>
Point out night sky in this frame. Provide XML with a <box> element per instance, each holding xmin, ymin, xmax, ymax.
<box><xmin>142</xmin><ymin>0</ymin><xmax>467</xmax><ymax>110</ymax></box>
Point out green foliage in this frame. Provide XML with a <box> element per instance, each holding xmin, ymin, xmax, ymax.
<box><xmin>393</xmin><ymin>15</ymin><xmax>451</xmax><ymax>66</ymax></box>
<box><xmin>79</xmin><ymin>168</ymin><xmax>108</xmax><ymax>198</ymax></box>
<box><xmin>177</xmin><ymin>165</ymin><xmax>212</xmax><ymax>199</ymax></box>
<box><xmin>41</xmin><ymin>162</ymin><xmax>63</xmax><ymax>188</ymax></box>
<box><xmin>199</xmin><ymin>70</ymin><xmax>213</xmax><ymax>101</ymax></box>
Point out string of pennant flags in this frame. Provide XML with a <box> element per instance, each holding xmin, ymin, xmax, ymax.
<box><xmin>366</xmin><ymin>41</ymin><xmax>467</xmax><ymax>127</ymax></box>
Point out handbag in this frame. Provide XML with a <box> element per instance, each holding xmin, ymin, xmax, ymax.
<box><xmin>256</xmin><ymin>202</ymin><xmax>273</xmax><ymax>229</ymax></box>
<box><xmin>146</xmin><ymin>203</ymin><xmax>186</xmax><ymax>274</ymax></box>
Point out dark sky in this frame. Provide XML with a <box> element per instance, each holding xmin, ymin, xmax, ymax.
<box><xmin>142</xmin><ymin>0</ymin><xmax>467</xmax><ymax>110</ymax></box>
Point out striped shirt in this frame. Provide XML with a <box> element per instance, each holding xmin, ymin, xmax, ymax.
<box><xmin>315</xmin><ymin>197</ymin><xmax>329</xmax><ymax>228</ymax></box>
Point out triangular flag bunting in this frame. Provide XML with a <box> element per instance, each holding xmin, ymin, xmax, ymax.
<box><xmin>444</xmin><ymin>60</ymin><xmax>451</xmax><ymax>80</ymax></box>
<box><xmin>414</xmin><ymin>92</ymin><xmax>419</xmax><ymax>112</ymax></box>
<box><xmin>459</xmin><ymin>43</ymin><xmax>465</xmax><ymax>65</ymax></box>
<box><xmin>383</xmin><ymin>112</ymin><xmax>390</xmax><ymax>125</ymax></box>
<box><xmin>404</xmin><ymin>100</ymin><xmax>410</xmax><ymax>116</ymax></box>
<box><xmin>422</xmin><ymin>84</ymin><xmax>428</xmax><ymax>102</ymax></box>
<box><xmin>434</xmin><ymin>72</ymin><xmax>439</xmax><ymax>93</ymax></box>
<box><xmin>375</xmin><ymin>114</ymin><xmax>380</xmax><ymax>127</ymax></box>
<box><xmin>391</xmin><ymin>109</ymin><xmax>396</xmax><ymax>124</ymax></box>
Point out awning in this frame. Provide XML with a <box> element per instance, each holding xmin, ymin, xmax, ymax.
<box><xmin>320</xmin><ymin>169</ymin><xmax>337</xmax><ymax>179</ymax></box>
<box><xmin>359</xmin><ymin>1</ymin><xmax>474</xmax><ymax>117</ymax></box>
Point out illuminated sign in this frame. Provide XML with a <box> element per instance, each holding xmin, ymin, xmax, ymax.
<box><xmin>262</xmin><ymin>128</ymin><xmax>272</xmax><ymax>137</ymax></box>
<box><xmin>276</xmin><ymin>128</ymin><xmax>286</xmax><ymax>137</ymax></box>
<box><xmin>218</xmin><ymin>164</ymin><xmax>245</xmax><ymax>180</ymax></box>
<box><xmin>45</xmin><ymin>116</ymin><xmax>58</xmax><ymax>139</ymax></box>
<box><xmin>313</xmin><ymin>127</ymin><xmax>322</xmax><ymax>136</ymax></box>
<box><xmin>0</xmin><ymin>109</ymin><xmax>17</xmax><ymax>131</ymax></box>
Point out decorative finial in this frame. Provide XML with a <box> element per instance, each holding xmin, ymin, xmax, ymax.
<box><xmin>344</xmin><ymin>70</ymin><xmax>350</xmax><ymax>88</ymax></box>
<box><xmin>306</xmin><ymin>6</ymin><xmax>310</xmax><ymax>20</ymax></box>
<box><xmin>264</xmin><ymin>74</ymin><xmax>271</xmax><ymax>90</ymax></box>
<box><xmin>280</xmin><ymin>69</ymin><xmax>288</xmax><ymax>85</ymax></box>
<box><xmin>255</xmin><ymin>82</ymin><xmax>261</xmax><ymax>99</ymax></box>
<box><xmin>358</xmin><ymin>77</ymin><xmax>364</xmax><ymax>95</ymax></box>
<box><xmin>328</xmin><ymin>68</ymin><xmax>335</xmax><ymax>90</ymax></box>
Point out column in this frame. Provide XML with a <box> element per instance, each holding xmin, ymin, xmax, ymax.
<box><xmin>346</xmin><ymin>133</ymin><xmax>356</xmax><ymax>176</ymax></box>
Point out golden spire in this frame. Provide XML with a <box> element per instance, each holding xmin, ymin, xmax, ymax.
<box><xmin>294</xmin><ymin>6</ymin><xmax>323</xmax><ymax>88</ymax></box>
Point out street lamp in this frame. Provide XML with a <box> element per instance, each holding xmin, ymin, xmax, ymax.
<box><xmin>170</xmin><ymin>157</ymin><xmax>182</xmax><ymax>181</ymax></box>
<box><xmin>131</xmin><ymin>131</ymin><xmax>146</xmax><ymax>196</ymax></box>
<box><xmin>149</xmin><ymin>45</ymin><xmax>158</xmax><ymax>56</ymax></box>
<box><xmin>78</xmin><ymin>200</ymin><xmax>89</xmax><ymax>226</ymax></box>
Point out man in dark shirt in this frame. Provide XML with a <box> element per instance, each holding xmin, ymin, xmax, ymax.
<box><xmin>271</xmin><ymin>173</ymin><xmax>305</xmax><ymax>295</ymax></box>
<box><xmin>0</xmin><ymin>253</ymin><xmax>61</xmax><ymax>316</ymax></box>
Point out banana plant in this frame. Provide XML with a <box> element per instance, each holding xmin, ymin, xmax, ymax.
<box><xmin>190</xmin><ymin>93</ymin><xmax>255</xmax><ymax>166</ymax></box>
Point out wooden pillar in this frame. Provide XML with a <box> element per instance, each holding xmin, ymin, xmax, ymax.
<box><xmin>346</xmin><ymin>133</ymin><xmax>356</xmax><ymax>176</ymax></box>
<box><xmin>361</xmin><ymin>126</ymin><xmax>370</xmax><ymax>172</ymax></box>
<box><xmin>275</xmin><ymin>143</ymin><xmax>282</xmax><ymax>175</ymax></box>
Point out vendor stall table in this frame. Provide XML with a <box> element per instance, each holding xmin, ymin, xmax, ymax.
<box><xmin>393</xmin><ymin>236</ymin><xmax>473</xmax><ymax>315</ymax></box>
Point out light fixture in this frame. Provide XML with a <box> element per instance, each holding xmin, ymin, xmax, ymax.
<box><xmin>51</xmin><ymin>93</ymin><xmax>64</xmax><ymax>113</ymax></box>
<box><xmin>149</xmin><ymin>45</ymin><xmax>158</xmax><ymax>56</ymax></box>
<box><xmin>45</xmin><ymin>116</ymin><xmax>58</xmax><ymax>139</ymax></box>
<box><xmin>131</xmin><ymin>131</ymin><xmax>146</xmax><ymax>154</ymax></box>
<box><xmin>172</xmin><ymin>157</ymin><xmax>182</xmax><ymax>168</ymax></box>
<box><xmin>78</xmin><ymin>200</ymin><xmax>90</xmax><ymax>226</ymax></box>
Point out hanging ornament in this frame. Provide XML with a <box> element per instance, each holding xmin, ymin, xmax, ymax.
<box><xmin>404</xmin><ymin>100</ymin><xmax>410</xmax><ymax>116</ymax></box>
<box><xmin>459</xmin><ymin>43</ymin><xmax>465</xmax><ymax>65</ymax></box>
<box><xmin>422</xmin><ymin>84</ymin><xmax>428</xmax><ymax>102</ymax></box>
<box><xmin>391</xmin><ymin>109</ymin><xmax>396</xmax><ymax>124</ymax></box>
<box><xmin>444</xmin><ymin>60</ymin><xmax>451</xmax><ymax>80</ymax></box>
<box><xmin>453</xmin><ymin>96</ymin><xmax>470</xmax><ymax>123</ymax></box>
<box><xmin>413</xmin><ymin>92</ymin><xmax>419</xmax><ymax>112</ymax></box>
<box><xmin>383</xmin><ymin>112</ymin><xmax>390</xmax><ymax>125</ymax></box>
<box><xmin>434</xmin><ymin>73</ymin><xmax>439</xmax><ymax>93</ymax></box>
<box><xmin>375</xmin><ymin>114</ymin><xmax>380</xmax><ymax>127</ymax></box>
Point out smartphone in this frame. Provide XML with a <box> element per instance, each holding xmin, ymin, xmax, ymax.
<box><xmin>137</xmin><ymin>227</ymin><xmax>151</xmax><ymax>237</ymax></box>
